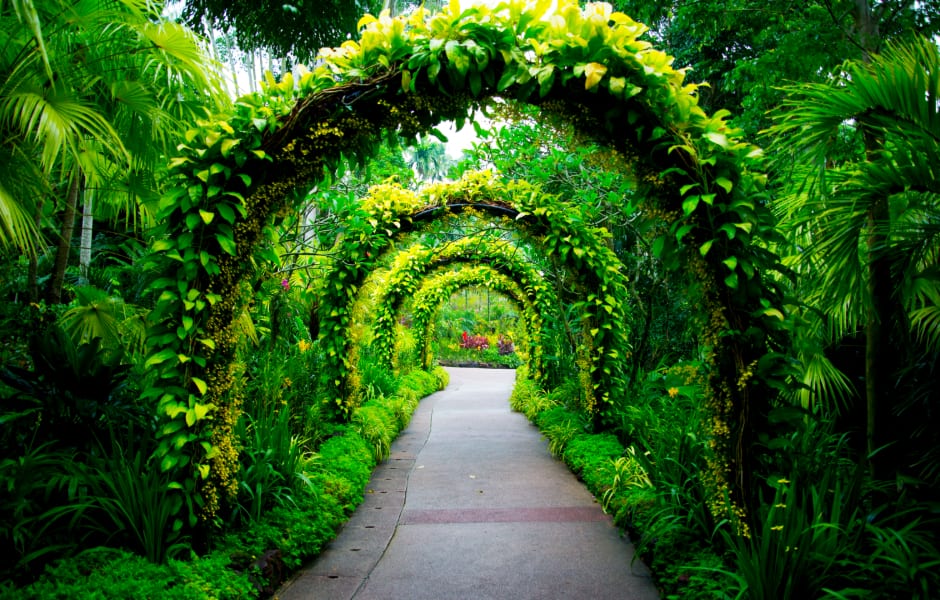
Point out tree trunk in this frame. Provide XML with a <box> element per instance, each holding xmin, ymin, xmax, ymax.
<box><xmin>865</xmin><ymin>195</ymin><xmax>893</xmax><ymax>478</ymax></box>
<box><xmin>854</xmin><ymin>0</ymin><xmax>879</xmax><ymax>59</ymax></box>
<box><xmin>79</xmin><ymin>188</ymin><xmax>93</xmax><ymax>284</ymax></box>
<box><xmin>852</xmin><ymin>5</ymin><xmax>891</xmax><ymax>479</ymax></box>
<box><xmin>49</xmin><ymin>174</ymin><xmax>81</xmax><ymax>304</ymax></box>
<box><xmin>27</xmin><ymin>199</ymin><xmax>43</xmax><ymax>304</ymax></box>
<box><xmin>246</xmin><ymin>49</ymin><xmax>256</xmax><ymax>92</ymax></box>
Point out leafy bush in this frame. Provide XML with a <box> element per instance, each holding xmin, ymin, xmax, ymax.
<box><xmin>2</xmin><ymin>547</ymin><xmax>254</xmax><ymax>600</ymax></box>
<box><xmin>0</xmin><ymin>443</ymin><xmax>85</xmax><ymax>583</ymax></box>
<box><xmin>537</xmin><ymin>407</ymin><xmax>591</xmax><ymax>458</ymax></box>
<box><xmin>4</xmin><ymin>355</ymin><xmax>443</xmax><ymax>598</ymax></box>
<box><xmin>72</xmin><ymin>438</ymin><xmax>190</xmax><ymax>564</ymax></box>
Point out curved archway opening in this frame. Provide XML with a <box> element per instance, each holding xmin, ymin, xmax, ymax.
<box><xmin>144</xmin><ymin>0</ymin><xmax>787</xmax><ymax>522</ymax></box>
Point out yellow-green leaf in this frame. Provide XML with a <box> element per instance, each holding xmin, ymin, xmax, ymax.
<box><xmin>191</xmin><ymin>377</ymin><xmax>208</xmax><ymax>395</ymax></box>
<box><xmin>584</xmin><ymin>62</ymin><xmax>607</xmax><ymax>90</ymax></box>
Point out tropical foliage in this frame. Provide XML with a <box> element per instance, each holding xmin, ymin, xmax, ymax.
<box><xmin>1</xmin><ymin>0</ymin><xmax>939</xmax><ymax>598</ymax></box>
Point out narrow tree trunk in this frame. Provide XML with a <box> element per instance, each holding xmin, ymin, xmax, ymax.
<box><xmin>204</xmin><ymin>18</ymin><xmax>221</xmax><ymax>62</ymax></box>
<box><xmin>853</xmin><ymin>0</ymin><xmax>892</xmax><ymax>479</ymax></box>
<box><xmin>854</xmin><ymin>0</ymin><xmax>878</xmax><ymax>59</ymax></box>
<box><xmin>49</xmin><ymin>174</ymin><xmax>81</xmax><ymax>304</ymax></box>
<box><xmin>79</xmin><ymin>188</ymin><xmax>93</xmax><ymax>284</ymax></box>
<box><xmin>865</xmin><ymin>196</ymin><xmax>893</xmax><ymax>478</ymax></box>
<box><xmin>27</xmin><ymin>199</ymin><xmax>43</xmax><ymax>304</ymax></box>
<box><xmin>246</xmin><ymin>49</ymin><xmax>256</xmax><ymax>92</ymax></box>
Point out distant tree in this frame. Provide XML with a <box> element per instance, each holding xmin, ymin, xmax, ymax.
<box><xmin>611</xmin><ymin>0</ymin><xmax>940</xmax><ymax>139</ymax></box>
<box><xmin>406</xmin><ymin>136</ymin><xmax>452</xmax><ymax>183</ymax></box>
<box><xmin>180</xmin><ymin>0</ymin><xmax>384</xmax><ymax>61</ymax></box>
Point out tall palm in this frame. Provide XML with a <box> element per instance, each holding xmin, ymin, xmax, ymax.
<box><xmin>0</xmin><ymin>0</ymin><xmax>228</xmax><ymax>290</ymax></box>
<box><xmin>406</xmin><ymin>135</ymin><xmax>452</xmax><ymax>183</ymax></box>
<box><xmin>769</xmin><ymin>36</ymin><xmax>940</xmax><ymax>478</ymax></box>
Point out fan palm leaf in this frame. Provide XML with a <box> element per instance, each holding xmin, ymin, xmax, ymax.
<box><xmin>770</xmin><ymin>36</ymin><xmax>940</xmax><ymax>419</ymax></box>
<box><xmin>0</xmin><ymin>0</ymin><xmax>228</xmax><ymax>252</ymax></box>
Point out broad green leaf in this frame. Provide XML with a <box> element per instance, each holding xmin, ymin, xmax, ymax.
<box><xmin>194</xmin><ymin>403</ymin><xmax>212</xmax><ymax>419</ymax></box>
<box><xmin>216</xmin><ymin>234</ymin><xmax>237</xmax><ymax>256</ymax></box>
<box><xmin>704</xmin><ymin>131</ymin><xmax>729</xmax><ymax>148</ymax></box>
<box><xmin>145</xmin><ymin>348</ymin><xmax>177</xmax><ymax>368</ymax></box>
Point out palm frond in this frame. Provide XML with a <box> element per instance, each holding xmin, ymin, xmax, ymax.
<box><xmin>2</xmin><ymin>80</ymin><xmax>128</xmax><ymax>172</ymax></box>
<box><xmin>907</xmin><ymin>272</ymin><xmax>940</xmax><ymax>353</ymax></box>
<box><xmin>60</xmin><ymin>286</ymin><xmax>124</xmax><ymax>346</ymax></box>
<box><xmin>0</xmin><ymin>144</ymin><xmax>43</xmax><ymax>252</ymax></box>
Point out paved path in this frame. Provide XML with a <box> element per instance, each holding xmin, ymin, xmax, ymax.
<box><xmin>276</xmin><ymin>368</ymin><xmax>660</xmax><ymax>600</ymax></box>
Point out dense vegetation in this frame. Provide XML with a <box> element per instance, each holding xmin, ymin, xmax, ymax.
<box><xmin>1</xmin><ymin>0</ymin><xmax>938</xmax><ymax>598</ymax></box>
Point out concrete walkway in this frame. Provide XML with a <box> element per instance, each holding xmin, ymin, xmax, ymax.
<box><xmin>276</xmin><ymin>368</ymin><xmax>660</xmax><ymax>600</ymax></box>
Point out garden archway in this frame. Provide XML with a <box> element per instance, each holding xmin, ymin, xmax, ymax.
<box><xmin>361</xmin><ymin>239</ymin><xmax>556</xmax><ymax>394</ymax></box>
<box><xmin>322</xmin><ymin>175</ymin><xmax>630</xmax><ymax>417</ymax></box>
<box><xmin>145</xmin><ymin>0</ymin><xmax>787</xmax><ymax>521</ymax></box>
<box><xmin>408</xmin><ymin>265</ymin><xmax>540</xmax><ymax>372</ymax></box>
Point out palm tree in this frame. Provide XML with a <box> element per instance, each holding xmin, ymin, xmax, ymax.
<box><xmin>769</xmin><ymin>36</ymin><xmax>940</xmax><ymax>479</ymax></box>
<box><xmin>0</xmin><ymin>0</ymin><xmax>228</xmax><ymax>299</ymax></box>
<box><xmin>406</xmin><ymin>135</ymin><xmax>452</xmax><ymax>183</ymax></box>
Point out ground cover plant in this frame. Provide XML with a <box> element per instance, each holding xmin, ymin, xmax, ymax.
<box><xmin>2</xmin><ymin>0</ymin><xmax>939</xmax><ymax>597</ymax></box>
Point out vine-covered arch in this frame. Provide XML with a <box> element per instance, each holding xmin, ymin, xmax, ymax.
<box><xmin>145</xmin><ymin>0</ymin><xmax>786</xmax><ymax>521</ymax></box>
<box><xmin>408</xmin><ymin>266</ymin><xmax>540</xmax><ymax>371</ymax></box>
<box><xmin>363</xmin><ymin>238</ymin><xmax>555</xmax><ymax>393</ymax></box>
<box><xmin>322</xmin><ymin>175</ymin><xmax>631</xmax><ymax>417</ymax></box>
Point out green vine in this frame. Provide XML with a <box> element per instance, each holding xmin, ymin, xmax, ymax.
<box><xmin>370</xmin><ymin>250</ymin><xmax>548</xmax><ymax>383</ymax></box>
<box><xmin>141</xmin><ymin>0</ymin><xmax>789</xmax><ymax>527</ymax></box>
<box><xmin>319</xmin><ymin>172</ymin><xmax>631</xmax><ymax>417</ymax></box>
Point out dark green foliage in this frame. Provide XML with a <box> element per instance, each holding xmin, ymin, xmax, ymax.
<box><xmin>0</xmin><ymin>443</ymin><xmax>86</xmax><ymax>583</ymax></box>
<box><xmin>610</xmin><ymin>0</ymin><xmax>940</xmax><ymax>139</ymax></box>
<box><xmin>4</xmin><ymin>359</ymin><xmax>440</xmax><ymax>597</ymax></box>
<box><xmin>72</xmin><ymin>440</ymin><xmax>190</xmax><ymax>564</ymax></box>
<box><xmin>0</xmin><ymin>324</ymin><xmax>140</xmax><ymax>453</ymax></box>
<box><xmin>180</xmin><ymin>0</ymin><xmax>384</xmax><ymax>60</ymax></box>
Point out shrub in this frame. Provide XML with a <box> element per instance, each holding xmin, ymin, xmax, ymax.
<box><xmin>3</xmin><ymin>547</ymin><xmax>254</xmax><ymax>600</ymax></box>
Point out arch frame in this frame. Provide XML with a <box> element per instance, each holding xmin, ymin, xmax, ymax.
<box><xmin>142</xmin><ymin>0</ymin><xmax>789</xmax><ymax>522</ymax></box>
<box><xmin>408</xmin><ymin>265</ymin><xmax>539</xmax><ymax>372</ymax></box>
<box><xmin>321</xmin><ymin>174</ymin><xmax>631</xmax><ymax>417</ymax></box>
<box><xmin>363</xmin><ymin>237</ymin><xmax>555</xmax><ymax>392</ymax></box>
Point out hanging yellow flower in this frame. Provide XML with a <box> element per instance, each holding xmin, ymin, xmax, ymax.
<box><xmin>298</xmin><ymin>339</ymin><xmax>311</xmax><ymax>353</ymax></box>
<box><xmin>667</xmin><ymin>387</ymin><xmax>680</xmax><ymax>398</ymax></box>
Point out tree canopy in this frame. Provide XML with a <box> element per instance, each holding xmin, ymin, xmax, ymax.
<box><xmin>180</xmin><ymin>0</ymin><xmax>384</xmax><ymax>60</ymax></box>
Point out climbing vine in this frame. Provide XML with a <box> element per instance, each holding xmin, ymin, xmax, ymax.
<box><xmin>367</xmin><ymin>246</ymin><xmax>550</xmax><ymax>390</ymax></box>
<box><xmin>143</xmin><ymin>0</ymin><xmax>788</xmax><ymax>525</ymax></box>
<box><xmin>319</xmin><ymin>172</ymin><xmax>631</xmax><ymax>417</ymax></box>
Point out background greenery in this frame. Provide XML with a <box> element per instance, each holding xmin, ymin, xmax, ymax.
<box><xmin>1</xmin><ymin>0</ymin><xmax>939</xmax><ymax>598</ymax></box>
